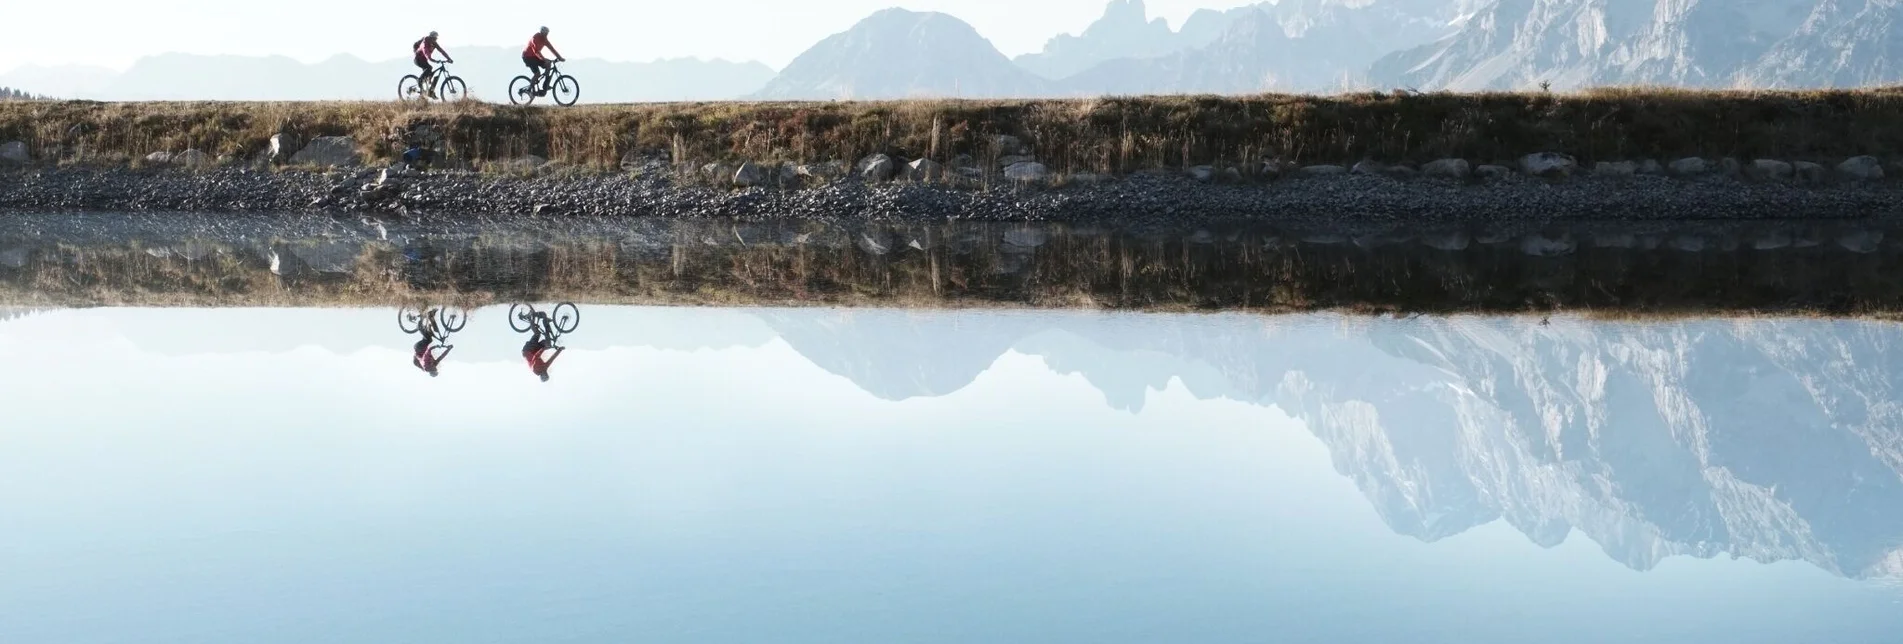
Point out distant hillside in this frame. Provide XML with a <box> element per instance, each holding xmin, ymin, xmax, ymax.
<box><xmin>0</xmin><ymin>50</ymin><xmax>775</xmax><ymax>102</ymax></box>
<box><xmin>752</xmin><ymin>9</ymin><xmax>1050</xmax><ymax>100</ymax></box>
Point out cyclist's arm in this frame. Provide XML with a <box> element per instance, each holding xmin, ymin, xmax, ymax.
<box><xmin>437</xmin><ymin>45</ymin><xmax>454</xmax><ymax>63</ymax></box>
<box><xmin>545</xmin><ymin>346</ymin><xmax>566</xmax><ymax>366</ymax></box>
<box><xmin>434</xmin><ymin>345</ymin><xmax>455</xmax><ymax>360</ymax></box>
<box><xmin>548</xmin><ymin>43</ymin><xmax>565</xmax><ymax>61</ymax></box>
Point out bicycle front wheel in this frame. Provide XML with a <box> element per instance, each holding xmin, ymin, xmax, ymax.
<box><xmin>440</xmin><ymin>76</ymin><xmax>468</xmax><ymax>102</ymax></box>
<box><xmin>508</xmin><ymin>303</ymin><xmax>535</xmax><ymax>333</ymax></box>
<box><xmin>508</xmin><ymin>76</ymin><xmax>536</xmax><ymax>105</ymax></box>
<box><xmin>397</xmin><ymin>306</ymin><xmax>424</xmax><ymax>334</ymax></box>
<box><xmin>439</xmin><ymin>307</ymin><xmax>469</xmax><ymax>333</ymax></box>
<box><xmin>553</xmin><ymin>303</ymin><xmax>580</xmax><ymax>334</ymax></box>
<box><xmin>397</xmin><ymin>75</ymin><xmax>422</xmax><ymax>101</ymax></box>
<box><xmin>553</xmin><ymin>76</ymin><xmax>581</xmax><ymax>106</ymax></box>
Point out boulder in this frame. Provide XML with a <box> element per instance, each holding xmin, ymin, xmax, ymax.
<box><xmin>1351</xmin><ymin>160</ymin><xmax>1388</xmax><ymax>175</ymax></box>
<box><xmin>1421</xmin><ymin>158</ymin><xmax>1471</xmax><ymax>179</ymax></box>
<box><xmin>1223</xmin><ymin>167</ymin><xmax>1244</xmax><ymax>181</ymax></box>
<box><xmin>1720</xmin><ymin>157</ymin><xmax>1743</xmax><ymax>177</ymax></box>
<box><xmin>1637</xmin><ymin>159</ymin><xmax>1665</xmax><ymax>175</ymax></box>
<box><xmin>1258</xmin><ymin>159</ymin><xmax>1292</xmax><ymax>178</ymax></box>
<box><xmin>1003</xmin><ymin>161</ymin><xmax>1049</xmax><ymax>183</ymax></box>
<box><xmin>1187</xmin><ymin>165</ymin><xmax>1216</xmax><ymax>182</ymax></box>
<box><xmin>732</xmin><ymin>161</ymin><xmax>769</xmax><ymax>187</ymax></box>
<box><xmin>778</xmin><ymin>163</ymin><xmax>801</xmax><ymax>183</ymax></box>
<box><xmin>266</xmin><ymin>134</ymin><xmax>294</xmax><ymax>163</ymax></box>
<box><xmin>857</xmin><ymin>154</ymin><xmax>896</xmax><ymax>181</ymax></box>
<box><xmin>1518</xmin><ymin>152</ymin><xmax>1577</xmax><ymax>178</ymax></box>
<box><xmin>504</xmin><ymin>155</ymin><xmax>548</xmax><ymax>173</ymax></box>
<box><xmin>1299</xmin><ymin>164</ymin><xmax>1346</xmax><ymax>176</ymax></box>
<box><xmin>176</xmin><ymin>149</ymin><xmax>211</xmax><ymax>169</ymax></box>
<box><xmin>1838</xmin><ymin>156</ymin><xmax>1884</xmax><ymax>181</ymax></box>
<box><xmin>288</xmin><ymin>136</ymin><xmax>361</xmax><ymax>167</ymax></box>
<box><xmin>142</xmin><ymin>151</ymin><xmax>175</xmax><ymax>165</ymax></box>
<box><xmin>1067</xmin><ymin>172</ymin><xmax>1107</xmax><ymax>185</ymax></box>
<box><xmin>1593</xmin><ymin>161</ymin><xmax>1637</xmax><ymax>177</ymax></box>
<box><xmin>903</xmin><ymin>158</ymin><xmax>946</xmax><ymax>181</ymax></box>
<box><xmin>1749</xmin><ymin>159</ymin><xmax>1793</xmax><ymax>181</ymax></box>
<box><xmin>998</xmin><ymin>154</ymin><xmax>1037</xmax><ymax>168</ymax></box>
<box><xmin>1475</xmin><ymin>164</ymin><xmax>1514</xmax><ymax>180</ymax></box>
<box><xmin>995</xmin><ymin>135</ymin><xmax>1027</xmax><ymax>155</ymax></box>
<box><xmin>0</xmin><ymin>141</ymin><xmax>28</xmax><ymax>164</ymax></box>
<box><xmin>1669</xmin><ymin>157</ymin><xmax>1708</xmax><ymax>176</ymax></box>
<box><xmin>797</xmin><ymin>161</ymin><xmax>848</xmax><ymax>181</ymax></box>
<box><xmin>1793</xmin><ymin>161</ymin><xmax>1826</xmax><ymax>184</ymax></box>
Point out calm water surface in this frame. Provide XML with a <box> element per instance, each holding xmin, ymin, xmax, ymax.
<box><xmin>2</xmin><ymin>307</ymin><xmax>1900</xmax><ymax>643</ymax></box>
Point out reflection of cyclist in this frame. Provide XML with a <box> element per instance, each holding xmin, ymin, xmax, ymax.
<box><xmin>412</xmin><ymin>314</ymin><xmax>454</xmax><ymax>377</ymax></box>
<box><xmin>412</xmin><ymin>31</ymin><xmax>455</xmax><ymax>98</ymax></box>
<box><xmin>521</xmin><ymin>26</ymin><xmax>566</xmax><ymax>95</ymax></box>
<box><xmin>522</xmin><ymin>313</ymin><xmax>565</xmax><ymax>382</ymax></box>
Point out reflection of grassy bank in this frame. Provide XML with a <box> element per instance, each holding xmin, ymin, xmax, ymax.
<box><xmin>6</xmin><ymin>221</ymin><xmax>1903</xmax><ymax>317</ymax></box>
<box><xmin>7</xmin><ymin>89</ymin><xmax>1903</xmax><ymax>171</ymax></box>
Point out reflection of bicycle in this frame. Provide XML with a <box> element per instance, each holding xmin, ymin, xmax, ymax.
<box><xmin>509</xmin><ymin>302</ymin><xmax>579</xmax><ymax>344</ymax></box>
<box><xmin>508</xmin><ymin>62</ymin><xmax>581</xmax><ymax>106</ymax></box>
<box><xmin>400</xmin><ymin>305</ymin><xmax>468</xmax><ymax>339</ymax></box>
<box><xmin>399</xmin><ymin>62</ymin><xmax>468</xmax><ymax>102</ymax></box>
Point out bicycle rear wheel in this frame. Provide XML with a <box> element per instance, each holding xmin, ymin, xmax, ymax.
<box><xmin>508</xmin><ymin>303</ymin><xmax>535</xmax><ymax>333</ymax></box>
<box><xmin>553</xmin><ymin>303</ymin><xmax>580</xmax><ymax>334</ymax></box>
<box><xmin>508</xmin><ymin>76</ymin><xmax>536</xmax><ymax>105</ymax></box>
<box><xmin>398</xmin><ymin>306</ymin><xmax>424</xmax><ymax>334</ymax></box>
<box><xmin>397</xmin><ymin>75</ymin><xmax>423</xmax><ymax>101</ymax></box>
<box><xmin>440</xmin><ymin>76</ymin><xmax>468</xmax><ymax>102</ymax></box>
<box><xmin>553</xmin><ymin>76</ymin><xmax>580</xmax><ymax>106</ymax></box>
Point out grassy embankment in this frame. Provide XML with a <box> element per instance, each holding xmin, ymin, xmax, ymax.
<box><xmin>5</xmin><ymin>89</ymin><xmax>1903</xmax><ymax>174</ymax></box>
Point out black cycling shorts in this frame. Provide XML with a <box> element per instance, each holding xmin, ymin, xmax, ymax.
<box><xmin>414</xmin><ymin>54</ymin><xmax>431</xmax><ymax>72</ymax></box>
<box><xmin>522</xmin><ymin>54</ymin><xmax>550</xmax><ymax>71</ymax></box>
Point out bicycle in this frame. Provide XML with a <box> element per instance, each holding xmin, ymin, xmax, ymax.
<box><xmin>399</xmin><ymin>305</ymin><xmax>469</xmax><ymax>339</ymax></box>
<box><xmin>508</xmin><ymin>62</ymin><xmax>581</xmax><ymax>107</ymax></box>
<box><xmin>399</xmin><ymin>62</ymin><xmax>468</xmax><ymax>102</ymax></box>
<box><xmin>509</xmin><ymin>302</ymin><xmax>580</xmax><ymax>344</ymax></box>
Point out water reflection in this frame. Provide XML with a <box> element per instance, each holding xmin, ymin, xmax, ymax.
<box><xmin>3</xmin><ymin>307</ymin><xmax>1900</xmax><ymax>642</ymax></box>
<box><xmin>508</xmin><ymin>303</ymin><xmax>580</xmax><ymax>382</ymax></box>
<box><xmin>398</xmin><ymin>305</ymin><xmax>465</xmax><ymax>377</ymax></box>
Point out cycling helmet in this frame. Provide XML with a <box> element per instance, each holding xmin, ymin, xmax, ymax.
<box><xmin>428</xmin><ymin>31</ymin><xmax>439</xmax><ymax>38</ymax></box>
<box><xmin>539</xmin><ymin>26</ymin><xmax>550</xmax><ymax>35</ymax></box>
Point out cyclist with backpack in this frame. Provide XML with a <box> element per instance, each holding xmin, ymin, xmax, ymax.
<box><xmin>412</xmin><ymin>32</ymin><xmax>455</xmax><ymax>98</ymax></box>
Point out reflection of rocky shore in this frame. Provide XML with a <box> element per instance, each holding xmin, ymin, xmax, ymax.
<box><xmin>7</xmin><ymin>213</ymin><xmax>1903</xmax><ymax>315</ymax></box>
<box><xmin>759</xmin><ymin>312</ymin><xmax>1903</xmax><ymax>580</ymax></box>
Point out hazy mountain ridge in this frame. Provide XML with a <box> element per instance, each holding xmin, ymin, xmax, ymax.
<box><xmin>751</xmin><ymin>9</ymin><xmax>1051</xmax><ymax>100</ymax></box>
<box><xmin>761</xmin><ymin>312</ymin><xmax>1903</xmax><ymax>580</ymax></box>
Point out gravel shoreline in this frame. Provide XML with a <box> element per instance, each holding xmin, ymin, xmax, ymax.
<box><xmin>4</xmin><ymin>166</ymin><xmax>1903</xmax><ymax>226</ymax></box>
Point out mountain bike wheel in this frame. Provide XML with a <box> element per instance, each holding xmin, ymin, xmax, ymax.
<box><xmin>398</xmin><ymin>305</ymin><xmax>424</xmax><ymax>334</ymax></box>
<box><xmin>553</xmin><ymin>76</ymin><xmax>580</xmax><ymax>106</ymax></box>
<box><xmin>508</xmin><ymin>76</ymin><xmax>536</xmax><ymax>105</ymax></box>
<box><xmin>508</xmin><ymin>303</ymin><xmax>535</xmax><ymax>333</ymax></box>
<box><xmin>440</xmin><ymin>76</ymin><xmax>468</xmax><ymax>102</ymax></box>
<box><xmin>553</xmin><ymin>303</ymin><xmax>580</xmax><ymax>334</ymax></box>
<box><xmin>397</xmin><ymin>75</ymin><xmax>423</xmax><ymax>101</ymax></box>
<box><xmin>438</xmin><ymin>307</ymin><xmax>468</xmax><ymax>333</ymax></box>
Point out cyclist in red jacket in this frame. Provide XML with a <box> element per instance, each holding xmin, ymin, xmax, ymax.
<box><xmin>412</xmin><ymin>32</ymin><xmax>454</xmax><ymax>98</ymax></box>
<box><xmin>521</xmin><ymin>27</ymin><xmax>566</xmax><ymax>95</ymax></box>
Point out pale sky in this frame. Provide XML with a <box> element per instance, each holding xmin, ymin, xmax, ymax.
<box><xmin>5</xmin><ymin>0</ymin><xmax>1263</xmax><ymax>73</ymax></box>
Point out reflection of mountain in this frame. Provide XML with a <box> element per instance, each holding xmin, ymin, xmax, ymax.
<box><xmin>761</xmin><ymin>312</ymin><xmax>1903</xmax><ymax>581</ymax></box>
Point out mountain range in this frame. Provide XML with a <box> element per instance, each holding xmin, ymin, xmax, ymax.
<box><xmin>6</xmin><ymin>0</ymin><xmax>1903</xmax><ymax>100</ymax></box>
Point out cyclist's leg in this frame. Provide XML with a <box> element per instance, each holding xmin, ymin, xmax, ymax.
<box><xmin>414</xmin><ymin>55</ymin><xmax>433</xmax><ymax>94</ymax></box>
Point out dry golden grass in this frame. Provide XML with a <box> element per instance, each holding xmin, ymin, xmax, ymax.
<box><xmin>7</xmin><ymin>88</ymin><xmax>1903</xmax><ymax>171</ymax></box>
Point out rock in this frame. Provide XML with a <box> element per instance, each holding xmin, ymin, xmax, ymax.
<box><xmin>1223</xmin><ymin>167</ymin><xmax>1244</xmax><ymax>181</ymax></box>
<box><xmin>142</xmin><ymin>151</ymin><xmax>175</xmax><ymax>165</ymax></box>
<box><xmin>732</xmin><ymin>161</ymin><xmax>769</xmax><ymax>187</ymax></box>
<box><xmin>797</xmin><ymin>161</ymin><xmax>848</xmax><ymax>181</ymax></box>
<box><xmin>1003</xmin><ymin>161</ymin><xmax>1049</xmax><ymax>183</ymax></box>
<box><xmin>266</xmin><ymin>134</ymin><xmax>293</xmax><ymax>163</ymax></box>
<box><xmin>1720</xmin><ymin>157</ymin><xmax>1743</xmax><ymax>177</ymax></box>
<box><xmin>857</xmin><ymin>154</ymin><xmax>896</xmax><ymax>182</ymax></box>
<box><xmin>1518</xmin><ymin>152</ymin><xmax>1577</xmax><ymax>178</ymax></box>
<box><xmin>778</xmin><ymin>163</ymin><xmax>801</xmax><ymax>183</ymax></box>
<box><xmin>699</xmin><ymin>162</ymin><xmax>731</xmax><ymax>181</ymax></box>
<box><xmin>1351</xmin><ymin>160</ymin><xmax>1388</xmax><ymax>175</ymax></box>
<box><xmin>1840</xmin><ymin>231</ymin><xmax>1884</xmax><ymax>254</ymax></box>
<box><xmin>1003</xmin><ymin>229</ymin><xmax>1049</xmax><ymax>248</ymax></box>
<box><xmin>1475</xmin><ymin>164</ymin><xmax>1514</xmax><ymax>180</ymax></box>
<box><xmin>1299</xmin><ymin>164</ymin><xmax>1346</xmax><ymax>176</ymax></box>
<box><xmin>288</xmin><ymin>136</ymin><xmax>361</xmax><ymax>167</ymax></box>
<box><xmin>1593</xmin><ymin>161</ymin><xmax>1637</xmax><ymax>177</ymax></box>
<box><xmin>1187</xmin><ymin>165</ymin><xmax>1216</xmax><ymax>182</ymax></box>
<box><xmin>1520</xmin><ymin>234</ymin><xmax>1577</xmax><ymax>257</ymax></box>
<box><xmin>1420</xmin><ymin>232</ymin><xmax>1471</xmax><ymax>251</ymax></box>
<box><xmin>1793</xmin><ymin>161</ymin><xmax>1826</xmax><ymax>184</ymax></box>
<box><xmin>995</xmin><ymin>135</ymin><xmax>1027</xmax><ymax>155</ymax></box>
<box><xmin>1669</xmin><ymin>157</ymin><xmax>1709</xmax><ymax>176</ymax></box>
<box><xmin>1637</xmin><ymin>159</ymin><xmax>1664</xmax><ymax>175</ymax></box>
<box><xmin>1421</xmin><ymin>158</ymin><xmax>1471</xmax><ymax>179</ymax></box>
<box><xmin>502</xmin><ymin>155</ymin><xmax>547</xmax><ymax>173</ymax></box>
<box><xmin>903</xmin><ymin>158</ymin><xmax>946</xmax><ymax>181</ymax></box>
<box><xmin>0</xmin><ymin>141</ymin><xmax>28</xmax><ymax>164</ymax></box>
<box><xmin>1258</xmin><ymin>159</ymin><xmax>1292</xmax><ymax>178</ymax></box>
<box><xmin>998</xmin><ymin>154</ymin><xmax>1037</xmax><ymax>168</ymax></box>
<box><xmin>1749</xmin><ymin>159</ymin><xmax>1793</xmax><ymax>181</ymax></box>
<box><xmin>1838</xmin><ymin>156</ymin><xmax>1884</xmax><ymax>181</ymax></box>
<box><xmin>175</xmin><ymin>149</ymin><xmax>211</xmax><ymax>169</ymax></box>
